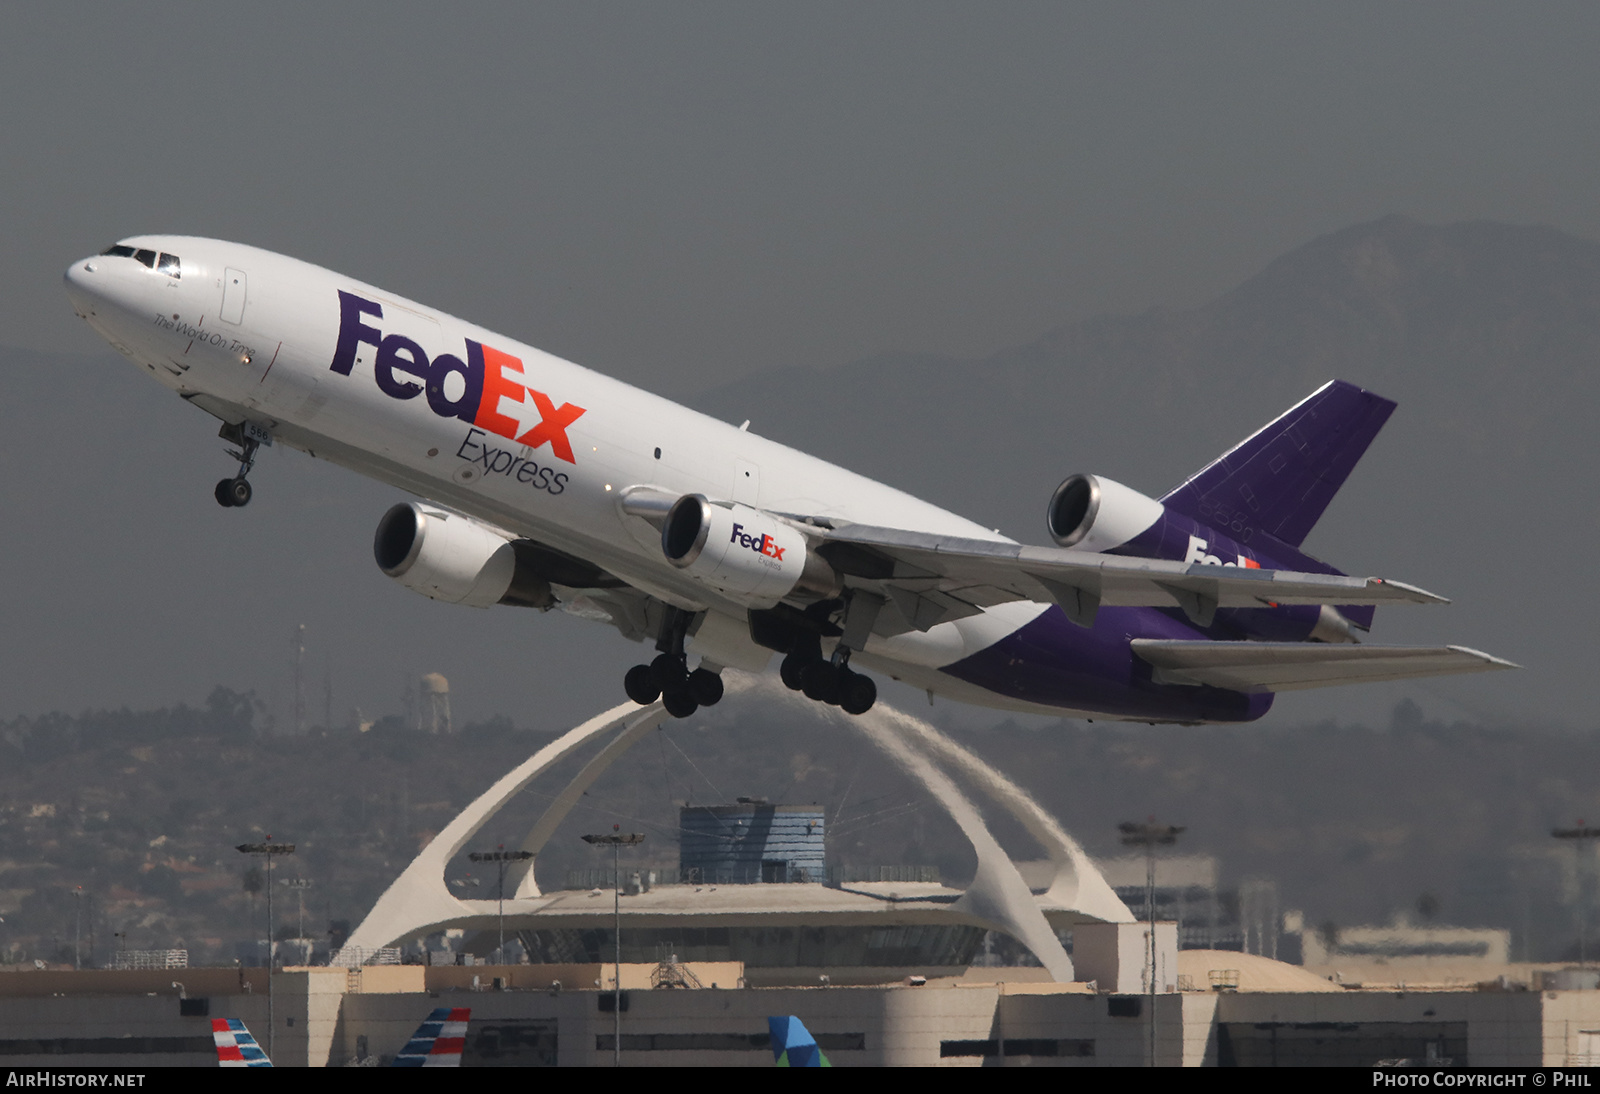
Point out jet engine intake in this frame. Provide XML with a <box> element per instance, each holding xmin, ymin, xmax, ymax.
<box><xmin>661</xmin><ymin>494</ymin><xmax>840</xmax><ymax>607</ymax></box>
<box><xmin>374</xmin><ymin>502</ymin><xmax>548</xmax><ymax>608</ymax></box>
<box><xmin>1046</xmin><ymin>473</ymin><xmax>1166</xmax><ymax>553</ymax></box>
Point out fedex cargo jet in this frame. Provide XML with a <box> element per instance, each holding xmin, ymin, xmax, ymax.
<box><xmin>63</xmin><ymin>238</ymin><xmax>1513</xmax><ymax>724</ymax></box>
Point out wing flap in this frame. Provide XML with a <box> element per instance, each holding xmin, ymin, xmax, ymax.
<box><xmin>1130</xmin><ymin>640</ymin><xmax>1518</xmax><ymax>693</ymax></box>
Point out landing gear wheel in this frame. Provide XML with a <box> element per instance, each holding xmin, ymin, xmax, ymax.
<box><xmin>839</xmin><ymin>670</ymin><xmax>877</xmax><ymax>715</ymax></box>
<box><xmin>624</xmin><ymin>664</ymin><xmax>660</xmax><ymax>705</ymax></box>
<box><xmin>215</xmin><ymin>423</ymin><xmax>265</xmax><ymax>510</ymax></box>
<box><xmin>649</xmin><ymin>653</ymin><xmax>687</xmax><ymax>691</ymax></box>
<box><xmin>801</xmin><ymin>661</ymin><xmax>840</xmax><ymax>705</ymax></box>
<box><xmin>662</xmin><ymin>686</ymin><xmax>699</xmax><ymax>719</ymax></box>
<box><xmin>687</xmin><ymin>668</ymin><xmax>724</xmax><ymax>707</ymax></box>
<box><xmin>779</xmin><ymin>655</ymin><xmax>808</xmax><ymax>691</ymax></box>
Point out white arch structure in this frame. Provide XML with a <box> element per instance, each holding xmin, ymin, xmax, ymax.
<box><xmin>341</xmin><ymin>698</ymin><xmax>669</xmax><ymax>958</ymax></box>
<box><xmin>342</xmin><ymin>674</ymin><xmax>1131</xmax><ymax>976</ymax></box>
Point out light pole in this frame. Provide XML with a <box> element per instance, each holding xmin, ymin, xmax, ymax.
<box><xmin>468</xmin><ymin>846</ymin><xmax>533</xmax><ymax>964</ymax></box>
<box><xmin>291</xmin><ymin>624</ymin><xmax>306</xmax><ymax>735</ymax></box>
<box><xmin>237</xmin><ymin>839</ymin><xmax>295</xmax><ymax>1060</ymax></box>
<box><xmin>582</xmin><ymin>826</ymin><xmax>644</xmax><ymax>1067</ymax></box>
<box><xmin>1553</xmin><ymin>822</ymin><xmax>1600</xmax><ymax>967</ymax></box>
<box><xmin>1120</xmin><ymin>819</ymin><xmax>1183</xmax><ymax>1068</ymax></box>
<box><xmin>73</xmin><ymin>887</ymin><xmax>82</xmax><ymax>970</ymax></box>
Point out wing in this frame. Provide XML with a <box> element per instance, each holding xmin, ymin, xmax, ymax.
<box><xmin>809</xmin><ymin>523</ymin><xmax>1447</xmax><ymax>632</ymax></box>
<box><xmin>1130</xmin><ymin>640</ymin><xmax>1517</xmax><ymax>692</ymax></box>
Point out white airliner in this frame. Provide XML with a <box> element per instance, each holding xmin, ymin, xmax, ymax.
<box><xmin>64</xmin><ymin>238</ymin><xmax>1512</xmax><ymax>723</ymax></box>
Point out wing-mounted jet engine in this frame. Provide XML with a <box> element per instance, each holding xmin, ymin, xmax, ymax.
<box><xmin>375</xmin><ymin>502</ymin><xmax>520</xmax><ymax>607</ymax></box>
<box><xmin>373</xmin><ymin>502</ymin><xmax>618</xmax><ymax>611</ymax></box>
<box><xmin>660</xmin><ymin>494</ymin><xmax>841</xmax><ymax>607</ymax></box>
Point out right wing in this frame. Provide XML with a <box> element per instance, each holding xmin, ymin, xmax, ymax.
<box><xmin>810</xmin><ymin>523</ymin><xmax>1447</xmax><ymax>631</ymax></box>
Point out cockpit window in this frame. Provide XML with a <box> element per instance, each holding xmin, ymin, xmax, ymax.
<box><xmin>98</xmin><ymin>244</ymin><xmax>182</xmax><ymax>277</ymax></box>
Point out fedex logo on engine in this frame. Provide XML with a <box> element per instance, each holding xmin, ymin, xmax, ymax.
<box><xmin>330</xmin><ymin>291</ymin><xmax>586</xmax><ymax>463</ymax></box>
<box><xmin>730</xmin><ymin>522</ymin><xmax>786</xmax><ymax>561</ymax></box>
<box><xmin>1185</xmin><ymin>535</ymin><xmax>1261</xmax><ymax>569</ymax></box>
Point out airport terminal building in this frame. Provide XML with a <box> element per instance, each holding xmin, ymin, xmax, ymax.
<box><xmin>9</xmin><ymin>698</ymin><xmax>1589</xmax><ymax>1067</ymax></box>
<box><xmin>1</xmin><ymin>958</ymin><xmax>1597</xmax><ymax>1067</ymax></box>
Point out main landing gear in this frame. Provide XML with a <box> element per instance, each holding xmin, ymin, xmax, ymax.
<box><xmin>623</xmin><ymin>594</ymin><xmax>885</xmax><ymax>719</ymax></box>
<box><xmin>624</xmin><ymin>606</ymin><xmax>725</xmax><ymax>719</ymax></box>
<box><xmin>780</xmin><ymin>641</ymin><xmax>878</xmax><ymax>715</ymax></box>
<box><xmin>779</xmin><ymin>590</ymin><xmax>882</xmax><ymax>716</ymax></box>
<box><xmin>213</xmin><ymin>421</ymin><xmax>269</xmax><ymax>508</ymax></box>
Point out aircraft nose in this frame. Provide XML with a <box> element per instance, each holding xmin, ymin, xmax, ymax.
<box><xmin>63</xmin><ymin>256</ymin><xmax>102</xmax><ymax>316</ymax></box>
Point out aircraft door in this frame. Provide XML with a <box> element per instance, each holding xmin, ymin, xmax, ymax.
<box><xmin>220</xmin><ymin>268</ymin><xmax>248</xmax><ymax>324</ymax></box>
<box><xmin>733</xmin><ymin>459</ymin><xmax>760</xmax><ymax>505</ymax></box>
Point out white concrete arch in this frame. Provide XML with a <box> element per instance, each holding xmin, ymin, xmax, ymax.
<box><xmin>878</xmin><ymin>707</ymin><xmax>1131</xmax><ymax>922</ymax></box>
<box><xmin>752</xmin><ymin>677</ymin><xmax>1117</xmax><ymax>983</ymax></box>
<box><xmin>829</xmin><ymin>695</ymin><xmax>1078</xmax><ymax>982</ymax></box>
<box><xmin>341</xmin><ymin>673</ymin><xmax>1129</xmax><ymax>975</ymax></box>
<box><xmin>341</xmin><ymin>699</ymin><xmax>669</xmax><ymax>957</ymax></box>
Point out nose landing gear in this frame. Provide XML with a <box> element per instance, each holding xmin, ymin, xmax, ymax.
<box><xmin>214</xmin><ymin>476</ymin><xmax>252</xmax><ymax>507</ymax></box>
<box><xmin>213</xmin><ymin>421</ymin><xmax>271</xmax><ymax>508</ymax></box>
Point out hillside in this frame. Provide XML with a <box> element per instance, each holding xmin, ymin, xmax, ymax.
<box><xmin>2</xmin><ymin>689</ymin><xmax>1596</xmax><ymax>966</ymax></box>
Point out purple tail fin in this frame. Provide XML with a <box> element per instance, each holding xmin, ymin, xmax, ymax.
<box><xmin>1160</xmin><ymin>380</ymin><xmax>1396</xmax><ymax>550</ymax></box>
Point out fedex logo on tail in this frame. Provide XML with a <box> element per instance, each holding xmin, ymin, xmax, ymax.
<box><xmin>1185</xmin><ymin>535</ymin><xmax>1261</xmax><ymax>569</ymax></box>
<box><xmin>331</xmin><ymin>291</ymin><xmax>586</xmax><ymax>463</ymax></box>
<box><xmin>731</xmin><ymin>522</ymin><xmax>786</xmax><ymax>561</ymax></box>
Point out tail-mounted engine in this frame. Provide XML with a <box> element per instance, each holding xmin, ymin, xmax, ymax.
<box><xmin>661</xmin><ymin>494</ymin><xmax>840</xmax><ymax>608</ymax></box>
<box><xmin>1044</xmin><ymin>474</ymin><xmax>1365</xmax><ymax>642</ymax></box>
<box><xmin>1046</xmin><ymin>473</ymin><xmax>1166</xmax><ymax>552</ymax></box>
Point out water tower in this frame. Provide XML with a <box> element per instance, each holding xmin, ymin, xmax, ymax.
<box><xmin>419</xmin><ymin>673</ymin><xmax>452</xmax><ymax>734</ymax></box>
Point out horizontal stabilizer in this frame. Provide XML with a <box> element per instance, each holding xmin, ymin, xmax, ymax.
<box><xmin>1131</xmin><ymin>640</ymin><xmax>1517</xmax><ymax>693</ymax></box>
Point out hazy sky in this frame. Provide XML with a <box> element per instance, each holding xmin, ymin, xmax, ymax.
<box><xmin>11</xmin><ymin>3</ymin><xmax>1600</xmax><ymax>394</ymax></box>
<box><xmin>5</xmin><ymin>4</ymin><xmax>1598</xmax><ymax>730</ymax></box>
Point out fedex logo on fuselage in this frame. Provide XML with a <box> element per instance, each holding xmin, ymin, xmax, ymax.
<box><xmin>330</xmin><ymin>291</ymin><xmax>586</xmax><ymax>463</ymax></box>
<box><xmin>731</xmin><ymin>522</ymin><xmax>786</xmax><ymax>561</ymax></box>
<box><xmin>1185</xmin><ymin>535</ymin><xmax>1261</xmax><ymax>569</ymax></box>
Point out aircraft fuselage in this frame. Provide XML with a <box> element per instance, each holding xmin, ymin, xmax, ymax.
<box><xmin>62</xmin><ymin>235</ymin><xmax>1298</xmax><ymax>723</ymax></box>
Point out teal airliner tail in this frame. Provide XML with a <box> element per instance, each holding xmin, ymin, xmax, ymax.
<box><xmin>769</xmin><ymin>1016</ymin><xmax>830</xmax><ymax>1067</ymax></box>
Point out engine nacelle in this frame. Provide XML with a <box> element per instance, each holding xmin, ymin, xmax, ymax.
<box><xmin>661</xmin><ymin>495</ymin><xmax>840</xmax><ymax>607</ymax></box>
<box><xmin>1046</xmin><ymin>474</ymin><xmax>1166</xmax><ymax>552</ymax></box>
<box><xmin>374</xmin><ymin>503</ymin><xmax>520</xmax><ymax>608</ymax></box>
